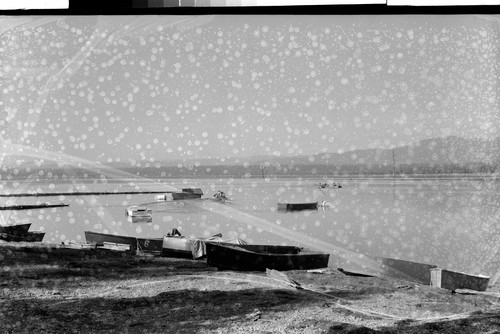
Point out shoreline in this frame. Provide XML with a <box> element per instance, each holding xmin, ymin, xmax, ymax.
<box><xmin>1</xmin><ymin>242</ymin><xmax>499</xmax><ymax>333</ymax></box>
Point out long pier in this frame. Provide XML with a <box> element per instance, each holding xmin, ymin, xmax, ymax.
<box><xmin>0</xmin><ymin>203</ymin><xmax>70</xmax><ymax>210</ymax></box>
<box><xmin>0</xmin><ymin>191</ymin><xmax>170</xmax><ymax>197</ymax></box>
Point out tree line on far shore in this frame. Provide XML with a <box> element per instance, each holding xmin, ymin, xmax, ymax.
<box><xmin>1</xmin><ymin>162</ymin><xmax>498</xmax><ymax>181</ymax></box>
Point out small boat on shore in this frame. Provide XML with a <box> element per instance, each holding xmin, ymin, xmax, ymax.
<box><xmin>0</xmin><ymin>231</ymin><xmax>45</xmax><ymax>242</ymax></box>
<box><xmin>205</xmin><ymin>242</ymin><xmax>330</xmax><ymax>271</ymax></box>
<box><xmin>171</xmin><ymin>188</ymin><xmax>203</xmax><ymax>200</ymax></box>
<box><xmin>277</xmin><ymin>202</ymin><xmax>318</xmax><ymax>211</ymax></box>
<box><xmin>84</xmin><ymin>231</ymin><xmax>162</xmax><ymax>253</ymax></box>
<box><xmin>125</xmin><ymin>205</ymin><xmax>152</xmax><ymax>217</ymax></box>
<box><xmin>375</xmin><ymin>257</ymin><xmax>438</xmax><ymax>284</ymax></box>
<box><xmin>430</xmin><ymin>268</ymin><xmax>490</xmax><ymax>292</ymax></box>
<box><xmin>162</xmin><ymin>231</ymin><xmax>223</xmax><ymax>259</ymax></box>
<box><xmin>0</xmin><ymin>203</ymin><xmax>69</xmax><ymax>210</ymax></box>
<box><xmin>0</xmin><ymin>223</ymin><xmax>31</xmax><ymax>237</ymax></box>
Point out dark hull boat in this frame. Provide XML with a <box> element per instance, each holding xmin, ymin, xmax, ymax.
<box><xmin>0</xmin><ymin>231</ymin><xmax>45</xmax><ymax>242</ymax></box>
<box><xmin>0</xmin><ymin>223</ymin><xmax>31</xmax><ymax>237</ymax></box>
<box><xmin>162</xmin><ymin>233</ymin><xmax>224</xmax><ymax>259</ymax></box>
<box><xmin>171</xmin><ymin>188</ymin><xmax>203</xmax><ymax>200</ymax></box>
<box><xmin>277</xmin><ymin>202</ymin><xmax>318</xmax><ymax>211</ymax></box>
<box><xmin>84</xmin><ymin>231</ymin><xmax>162</xmax><ymax>253</ymax></box>
<box><xmin>205</xmin><ymin>243</ymin><xmax>330</xmax><ymax>272</ymax></box>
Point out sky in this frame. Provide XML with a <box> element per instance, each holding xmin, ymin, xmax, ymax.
<box><xmin>0</xmin><ymin>15</ymin><xmax>499</xmax><ymax>167</ymax></box>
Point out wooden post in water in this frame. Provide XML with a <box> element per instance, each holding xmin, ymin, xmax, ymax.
<box><xmin>392</xmin><ymin>148</ymin><xmax>396</xmax><ymax>181</ymax></box>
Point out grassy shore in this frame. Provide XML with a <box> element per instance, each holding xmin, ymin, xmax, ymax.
<box><xmin>0</xmin><ymin>241</ymin><xmax>499</xmax><ymax>334</ymax></box>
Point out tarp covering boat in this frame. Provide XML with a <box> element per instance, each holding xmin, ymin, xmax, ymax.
<box><xmin>375</xmin><ymin>257</ymin><xmax>438</xmax><ymax>284</ymax></box>
<box><xmin>191</xmin><ymin>236</ymin><xmax>246</xmax><ymax>260</ymax></box>
<box><xmin>161</xmin><ymin>232</ymin><xmax>226</xmax><ymax>259</ymax></box>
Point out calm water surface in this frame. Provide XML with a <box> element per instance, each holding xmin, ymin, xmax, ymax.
<box><xmin>1</xmin><ymin>176</ymin><xmax>499</xmax><ymax>277</ymax></box>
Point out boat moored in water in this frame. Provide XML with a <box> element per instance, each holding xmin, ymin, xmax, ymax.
<box><xmin>162</xmin><ymin>231</ymin><xmax>224</xmax><ymax>259</ymax></box>
<box><xmin>277</xmin><ymin>202</ymin><xmax>318</xmax><ymax>211</ymax></box>
<box><xmin>171</xmin><ymin>188</ymin><xmax>204</xmax><ymax>200</ymax></box>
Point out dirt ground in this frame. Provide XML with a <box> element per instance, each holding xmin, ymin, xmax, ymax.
<box><xmin>0</xmin><ymin>242</ymin><xmax>499</xmax><ymax>334</ymax></box>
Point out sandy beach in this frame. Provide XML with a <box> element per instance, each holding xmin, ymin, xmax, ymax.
<box><xmin>0</xmin><ymin>242</ymin><xmax>499</xmax><ymax>334</ymax></box>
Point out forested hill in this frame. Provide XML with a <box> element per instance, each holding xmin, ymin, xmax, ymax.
<box><xmin>2</xmin><ymin>136</ymin><xmax>499</xmax><ymax>179</ymax></box>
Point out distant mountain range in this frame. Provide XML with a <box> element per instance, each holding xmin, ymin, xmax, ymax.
<box><xmin>3</xmin><ymin>136</ymin><xmax>499</xmax><ymax>178</ymax></box>
<box><xmin>151</xmin><ymin>136</ymin><xmax>500</xmax><ymax>168</ymax></box>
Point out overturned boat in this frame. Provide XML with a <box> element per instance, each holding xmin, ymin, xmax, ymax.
<box><xmin>0</xmin><ymin>230</ymin><xmax>45</xmax><ymax>242</ymax></box>
<box><xmin>161</xmin><ymin>232</ymin><xmax>225</xmax><ymax>259</ymax></box>
<box><xmin>430</xmin><ymin>268</ymin><xmax>490</xmax><ymax>292</ymax></box>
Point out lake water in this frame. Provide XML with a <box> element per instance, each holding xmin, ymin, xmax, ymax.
<box><xmin>1</xmin><ymin>175</ymin><xmax>499</xmax><ymax>277</ymax></box>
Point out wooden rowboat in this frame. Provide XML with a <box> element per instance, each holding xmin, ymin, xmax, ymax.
<box><xmin>84</xmin><ymin>231</ymin><xmax>162</xmax><ymax>253</ymax></box>
<box><xmin>375</xmin><ymin>257</ymin><xmax>438</xmax><ymax>284</ymax></box>
<box><xmin>205</xmin><ymin>242</ymin><xmax>330</xmax><ymax>271</ymax></box>
<box><xmin>0</xmin><ymin>223</ymin><xmax>31</xmax><ymax>235</ymax></box>
<box><xmin>277</xmin><ymin>202</ymin><xmax>318</xmax><ymax>211</ymax></box>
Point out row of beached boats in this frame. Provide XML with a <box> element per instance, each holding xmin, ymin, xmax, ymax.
<box><xmin>0</xmin><ymin>222</ymin><xmax>491</xmax><ymax>291</ymax></box>
<box><xmin>0</xmin><ymin>185</ymin><xmax>492</xmax><ymax>292</ymax></box>
<box><xmin>82</xmin><ymin>230</ymin><xmax>331</xmax><ymax>271</ymax></box>
<box><xmin>75</xmin><ymin>230</ymin><xmax>492</xmax><ymax>291</ymax></box>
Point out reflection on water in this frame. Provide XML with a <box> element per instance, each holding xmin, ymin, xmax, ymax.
<box><xmin>1</xmin><ymin>176</ymin><xmax>499</xmax><ymax>277</ymax></box>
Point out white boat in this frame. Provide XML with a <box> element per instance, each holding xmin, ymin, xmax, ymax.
<box><xmin>125</xmin><ymin>205</ymin><xmax>152</xmax><ymax>217</ymax></box>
